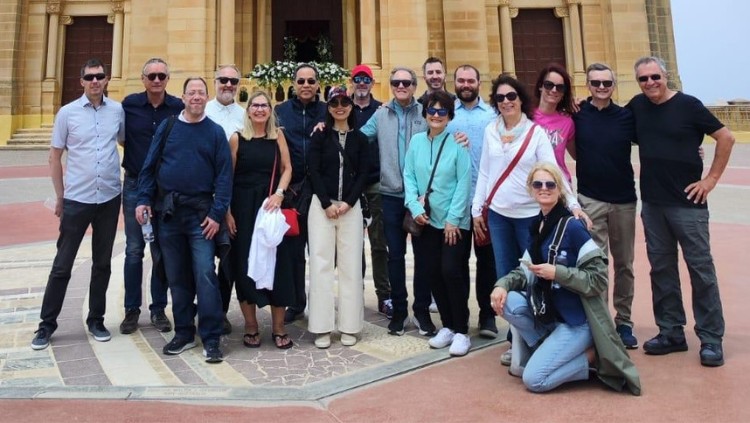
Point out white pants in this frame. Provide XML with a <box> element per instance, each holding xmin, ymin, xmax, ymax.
<box><xmin>307</xmin><ymin>195</ymin><xmax>365</xmax><ymax>334</ymax></box>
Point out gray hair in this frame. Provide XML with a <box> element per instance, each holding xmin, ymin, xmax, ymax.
<box><xmin>586</xmin><ymin>62</ymin><xmax>615</xmax><ymax>83</ymax></box>
<box><xmin>633</xmin><ymin>56</ymin><xmax>668</xmax><ymax>75</ymax></box>
<box><xmin>142</xmin><ymin>58</ymin><xmax>169</xmax><ymax>76</ymax></box>
<box><xmin>390</xmin><ymin>66</ymin><xmax>418</xmax><ymax>84</ymax></box>
<box><xmin>215</xmin><ymin>64</ymin><xmax>241</xmax><ymax>78</ymax></box>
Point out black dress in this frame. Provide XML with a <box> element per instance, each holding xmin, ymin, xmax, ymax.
<box><xmin>230</xmin><ymin>135</ymin><xmax>295</xmax><ymax>307</ymax></box>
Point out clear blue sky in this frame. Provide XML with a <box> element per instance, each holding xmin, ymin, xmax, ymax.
<box><xmin>671</xmin><ymin>0</ymin><xmax>749</xmax><ymax>104</ymax></box>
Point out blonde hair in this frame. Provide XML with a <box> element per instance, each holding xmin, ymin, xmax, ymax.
<box><xmin>241</xmin><ymin>90</ymin><xmax>279</xmax><ymax>140</ymax></box>
<box><xmin>526</xmin><ymin>162</ymin><xmax>570</xmax><ymax>208</ymax></box>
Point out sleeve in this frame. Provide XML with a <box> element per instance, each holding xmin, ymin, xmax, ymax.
<box><xmin>403</xmin><ymin>134</ymin><xmax>425</xmax><ymax>217</ymax></box>
<box><xmin>307</xmin><ymin>130</ymin><xmax>331</xmax><ymax>209</ymax></box>
<box><xmin>50</xmin><ymin>106</ymin><xmax>69</xmax><ymax>149</ymax></box>
<box><xmin>208</xmin><ymin>126</ymin><xmax>233</xmax><ymax>222</ymax></box>
<box><xmin>553</xmin><ymin>221</ymin><xmax>608</xmax><ymax>297</ymax></box>
<box><xmin>690</xmin><ymin>96</ymin><xmax>724</xmax><ymax>135</ymax></box>
<box><xmin>136</xmin><ymin>118</ymin><xmax>169</xmax><ymax>206</ymax></box>
<box><xmin>495</xmin><ymin>266</ymin><xmax>528</xmax><ymax>292</ymax></box>
<box><xmin>471</xmin><ymin>124</ymin><xmax>492</xmax><ymax>217</ymax></box>
<box><xmin>446</xmin><ymin>141</ymin><xmax>472</xmax><ymax>226</ymax></box>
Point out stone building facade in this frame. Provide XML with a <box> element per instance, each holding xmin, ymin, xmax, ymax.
<box><xmin>0</xmin><ymin>0</ymin><xmax>680</xmax><ymax>144</ymax></box>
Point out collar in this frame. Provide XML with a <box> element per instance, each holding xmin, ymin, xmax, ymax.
<box><xmin>455</xmin><ymin>97</ymin><xmax>491</xmax><ymax>111</ymax></box>
<box><xmin>179</xmin><ymin>109</ymin><xmax>207</xmax><ymax>123</ymax></box>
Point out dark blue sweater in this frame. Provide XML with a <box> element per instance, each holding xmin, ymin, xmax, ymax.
<box><xmin>275</xmin><ymin>97</ymin><xmax>328</xmax><ymax>183</ymax></box>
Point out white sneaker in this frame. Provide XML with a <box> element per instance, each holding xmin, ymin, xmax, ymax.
<box><xmin>428</xmin><ymin>327</ymin><xmax>455</xmax><ymax>349</ymax></box>
<box><xmin>449</xmin><ymin>333</ymin><xmax>471</xmax><ymax>357</ymax></box>
<box><xmin>500</xmin><ymin>349</ymin><xmax>512</xmax><ymax>366</ymax></box>
<box><xmin>340</xmin><ymin>333</ymin><xmax>357</xmax><ymax>346</ymax></box>
<box><xmin>314</xmin><ymin>333</ymin><xmax>331</xmax><ymax>349</ymax></box>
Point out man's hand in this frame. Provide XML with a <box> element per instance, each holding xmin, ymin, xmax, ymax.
<box><xmin>135</xmin><ymin>205</ymin><xmax>152</xmax><ymax>225</ymax></box>
<box><xmin>454</xmin><ymin>131</ymin><xmax>469</xmax><ymax>148</ymax></box>
<box><xmin>572</xmin><ymin>208</ymin><xmax>593</xmax><ymax>230</ymax></box>
<box><xmin>201</xmin><ymin>216</ymin><xmax>220</xmax><ymax>240</ymax></box>
<box><xmin>685</xmin><ymin>176</ymin><xmax>717</xmax><ymax>204</ymax></box>
<box><xmin>490</xmin><ymin>287</ymin><xmax>508</xmax><ymax>316</ymax></box>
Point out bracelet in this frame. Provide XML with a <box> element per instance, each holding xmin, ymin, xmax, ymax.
<box><xmin>275</xmin><ymin>188</ymin><xmax>284</xmax><ymax>196</ymax></box>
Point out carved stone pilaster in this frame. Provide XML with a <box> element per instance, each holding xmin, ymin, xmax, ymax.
<box><xmin>107</xmin><ymin>14</ymin><xmax>115</xmax><ymax>24</ymax></box>
<box><xmin>111</xmin><ymin>0</ymin><xmax>124</xmax><ymax>13</ymax></box>
<box><xmin>46</xmin><ymin>0</ymin><xmax>61</xmax><ymax>15</ymax></box>
<box><xmin>565</xmin><ymin>0</ymin><xmax>581</xmax><ymax>5</ymax></box>
<box><xmin>497</xmin><ymin>0</ymin><xmax>511</xmax><ymax>6</ymax></box>
<box><xmin>509</xmin><ymin>8</ymin><xmax>519</xmax><ymax>18</ymax></box>
<box><xmin>554</xmin><ymin>7</ymin><xmax>569</xmax><ymax>18</ymax></box>
<box><xmin>61</xmin><ymin>15</ymin><xmax>73</xmax><ymax>25</ymax></box>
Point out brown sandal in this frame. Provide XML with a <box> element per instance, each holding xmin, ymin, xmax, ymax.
<box><xmin>272</xmin><ymin>333</ymin><xmax>293</xmax><ymax>349</ymax></box>
<box><xmin>243</xmin><ymin>332</ymin><xmax>261</xmax><ymax>348</ymax></box>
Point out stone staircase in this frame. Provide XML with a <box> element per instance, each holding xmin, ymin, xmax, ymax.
<box><xmin>2</xmin><ymin>125</ymin><xmax>53</xmax><ymax>150</ymax></box>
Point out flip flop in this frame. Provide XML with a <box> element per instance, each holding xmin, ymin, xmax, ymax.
<box><xmin>272</xmin><ymin>333</ymin><xmax>294</xmax><ymax>350</ymax></box>
<box><xmin>243</xmin><ymin>332</ymin><xmax>261</xmax><ymax>348</ymax></box>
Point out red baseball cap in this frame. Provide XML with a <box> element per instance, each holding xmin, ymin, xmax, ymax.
<box><xmin>351</xmin><ymin>64</ymin><xmax>374</xmax><ymax>79</ymax></box>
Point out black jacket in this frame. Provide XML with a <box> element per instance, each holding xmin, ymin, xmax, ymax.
<box><xmin>308</xmin><ymin>128</ymin><xmax>369</xmax><ymax>209</ymax></box>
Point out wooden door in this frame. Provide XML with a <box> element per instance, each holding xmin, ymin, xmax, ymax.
<box><xmin>61</xmin><ymin>16</ymin><xmax>113</xmax><ymax>106</ymax></box>
<box><xmin>512</xmin><ymin>9</ymin><xmax>566</xmax><ymax>96</ymax></box>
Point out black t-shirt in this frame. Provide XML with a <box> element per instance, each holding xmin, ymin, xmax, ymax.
<box><xmin>627</xmin><ymin>92</ymin><xmax>723</xmax><ymax>208</ymax></box>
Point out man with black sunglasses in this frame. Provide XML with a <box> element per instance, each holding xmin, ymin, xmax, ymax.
<box><xmin>627</xmin><ymin>56</ymin><xmax>735</xmax><ymax>367</ymax></box>
<box><xmin>119</xmin><ymin>58</ymin><xmax>184</xmax><ymax>336</ymax></box>
<box><xmin>206</xmin><ymin>64</ymin><xmax>244</xmax><ymax>140</ymax></box>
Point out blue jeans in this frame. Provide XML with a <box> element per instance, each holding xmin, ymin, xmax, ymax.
<box><xmin>641</xmin><ymin>202</ymin><xmax>724</xmax><ymax>343</ymax></box>
<box><xmin>487</xmin><ymin>210</ymin><xmax>535</xmax><ymax>278</ymax></box>
<box><xmin>381</xmin><ymin>194</ymin><xmax>430</xmax><ymax>315</ymax></box>
<box><xmin>503</xmin><ymin>291</ymin><xmax>593</xmax><ymax>393</ymax></box>
<box><xmin>122</xmin><ymin>176</ymin><xmax>168</xmax><ymax>313</ymax></box>
<box><xmin>39</xmin><ymin>196</ymin><xmax>121</xmax><ymax>332</ymax></box>
<box><xmin>158</xmin><ymin>207</ymin><xmax>223</xmax><ymax>344</ymax></box>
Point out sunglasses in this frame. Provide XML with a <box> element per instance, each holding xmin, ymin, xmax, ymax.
<box><xmin>296</xmin><ymin>78</ymin><xmax>317</xmax><ymax>86</ymax></box>
<box><xmin>328</xmin><ymin>98</ymin><xmax>353</xmax><ymax>108</ymax></box>
<box><xmin>390</xmin><ymin>79</ymin><xmax>413</xmax><ymax>88</ymax></box>
<box><xmin>426</xmin><ymin>107</ymin><xmax>449</xmax><ymax>117</ymax></box>
<box><xmin>542</xmin><ymin>81</ymin><xmax>566</xmax><ymax>92</ymax></box>
<box><xmin>82</xmin><ymin>73</ymin><xmax>106</xmax><ymax>82</ymax></box>
<box><xmin>249</xmin><ymin>103</ymin><xmax>270</xmax><ymax>110</ymax></box>
<box><xmin>353</xmin><ymin>75</ymin><xmax>372</xmax><ymax>84</ymax></box>
<box><xmin>531</xmin><ymin>180</ymin><xmax>557</xmax><ymax>190</ymax></box>
<box><xmin>145</xmin><ymin>73</ymin><xmax>168</xmax><ymax>81</ymax></box>
<box><xmin>637</xmin><ymin>74</ymin><xmax>662</xmax><ymax>83</ymax></box>
<box><xmin>493</xmin><ymin>92</ymin><xmax>518</xmax><ymax>103</ymax></box>
<box><xmin>216</xmin><ymin>77</ymin><xmax>240</xmax><ymax>85</ymax></box>
<box><xmin>589</xmin><ymin>80</ymin><xmax>614</xmax><ymax>88</ymax></box>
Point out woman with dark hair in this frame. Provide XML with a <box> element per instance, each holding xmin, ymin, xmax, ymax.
<box><xmin>533</xmin><ymin>63</ymin><xmax>576</xmax><ymax>182</ymax></box>
<box><xmin>404</xmin><ymin>90</ymin><xmax>473</xmax><ymax>356</ymax></box>
<box><xmin>307</xmin><ymin>87</ymin><xmax>369</xmax><ymax>349</ymax></box>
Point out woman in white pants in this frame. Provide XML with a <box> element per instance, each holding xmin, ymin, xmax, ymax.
<box><xmin>307</xmin><ymin>87</ymin><xmax>370</xmax><ymax>348</ymax></box>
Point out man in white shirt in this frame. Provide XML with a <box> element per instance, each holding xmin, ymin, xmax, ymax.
<box><xmin>205</xmin><ymin>64</ymin><xmax>244</xmax><ymax>140</ymax></box>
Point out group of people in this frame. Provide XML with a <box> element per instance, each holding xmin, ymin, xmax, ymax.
<box><xmin>30</xmin><ymin>53</ymin><xmax>734</xmax><ymax>395</ymax></box>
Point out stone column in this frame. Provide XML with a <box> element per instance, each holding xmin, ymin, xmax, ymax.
<box><xmin>218</xmin><ymin>0</ymin><xmax>235</xmax><ymax>65</ymax></box>
<box><xmin>256</xmin><ymin>0</ymin><xmax>268</xmax><ymax>62</ymax></box>
<box><xmin>45</xmin><ymin>1</ymin><xmax>61</xmax><ymax>80</ymax></box>
<box><xmin>498</xmin><ymin>0</ymin><xmax>515</xmax><ymax>75</ymax></box>
<box><xmin>110</xmin><ymin>1</ymin><xmax>124</xmax><ymax>78</ymax></box>
<box><xmin>566</xmin><ymin>0</ymin><xmax>585</xmax><ymax>83</ymax></box>
<box><xmin>359</xmin><ymin>0</ymin><xmax>378</xmax><ymax>66</ymax></box>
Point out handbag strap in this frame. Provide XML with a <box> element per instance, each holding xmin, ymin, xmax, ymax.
<box><xmin>268</xmin><ymin>146</ymin><xmax>279</xmax><ymax>197</ymax></box>
<box><xmin>424</xmin><ymin>132</ymin><xmax>450</xmax><ymax>200</ymax></box>
<box><xmin>547</xmin><ymin>216</ymin><xmax>573</xmax><ymax>265</ymax></box>
<box><xmin>331</xmin><ymin>130</ymin><xmax>356</xmax><ymax>177</ymax></box>
<box><xmin>483</xmin><ymin>123</ymin><xmax>537</xmax><ymax>208</ymax></box>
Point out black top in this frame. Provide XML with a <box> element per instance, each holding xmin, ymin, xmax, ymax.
<box><xmin>353</xmin><ymin>95</ymin><xmax>383</xmax><ymax>184</ymax></box>
<box><xmin>627</xmin><ymin>92</ymin><xmax>723</xmax><ymax>208</ymax></box>
<box><xmin>308</xmin><ymin>128</ymin><xmax>369</xmax><ymax>209</ymax></box>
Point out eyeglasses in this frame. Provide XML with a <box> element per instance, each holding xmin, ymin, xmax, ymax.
<box><xmin>589</xmin><ymin>80</ymin><xmax>614</xmax><ymax>88</ymax></box>
<box><xmin>145</xmin><ymin>73</ymin><xmax>168</xmax><ymax>81</ymax></box>
<box><xmin>216</xmin><ymin>77</ymin><xmax>240</xmax><ymax>85</ymax></box>
<box><xmin>637</xmin><ymin>74</ymin><xmax>662</xmax><ymax>83</ymax></box>
<box><xmin>249</xmin><ymin>103</ymin><xmax>270</xmax><ymax>110</ymax></box>
<box><xmin>531</xmin><ymin>180</ymin><xmax>557</xmax><ymax>190</ymax></box>
<box><xmin>353</xmin><ymin>75</ymin><xmax>372</xmax><ymax>84</ymax></box>
<box><xmin>390</xmin><ymin>79</ymin><xmax>413</xmax><ymax>88</ymax></box>
<box><xmin>493</xmin><ymin>92</ymin><xmax>518</xmax><ymax>103</ymax></box>
<box><xmin>184</xmin><ymin>91</ymin><xmax>207</xmax><ymax>97</ymax></box>
<box><xmin>82</xmin><ymin>73</ymin><xmax>106</xmax><ymax>82</ymax></box>
<box><xmin>426</xmin><ymin>107</ymin><xmax>449</xmax><ymax>117</ymax></box>
<box><xmin>296</xmin><ymin>78</ymin><xmax>317</xmax><ymax>86</ymax></box>
<box><xmin>542</xmin><ymin>81</ymin><xmax>566</xmax><ymax>92</ymax></box>
<box><xmin>328</xmin><ymin>98</ymin><xmax>353</xmax><ymax>108</ymax></box>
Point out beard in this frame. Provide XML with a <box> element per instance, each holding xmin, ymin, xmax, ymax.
<box><xmin>456</xmin><ymin>87</ymin><xmax>479</xmax><ymax>103</ymax></box>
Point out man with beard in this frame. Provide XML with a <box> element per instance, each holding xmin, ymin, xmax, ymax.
<box><xmin>417</xmin><ymin>57</ymin><xmax>456</xmax><ymax>106</ymax></box>
<box><xmin>446</xmin><ymin>64</ymin><xmax>498</xmax><ymax>338</ymax></box>
<box><xmin>206</xmin><ymin>64</ymin><xmax>244</xmax><ymax>140</ymax></box>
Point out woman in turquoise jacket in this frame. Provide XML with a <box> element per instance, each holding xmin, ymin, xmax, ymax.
<box><xmin>404</xmin><ymin>91</ymin><xmax>473</xmax><ymax>357</ymax></box>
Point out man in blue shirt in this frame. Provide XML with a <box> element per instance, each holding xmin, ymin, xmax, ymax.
<box><xmin>120</xmin><ymin>58</ymin><xmax>184</xmax><ymax>336</ymax></box>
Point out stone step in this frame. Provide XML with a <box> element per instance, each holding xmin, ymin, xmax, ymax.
<box><xmin>6</xmin><ymin>126</ymin><xmax>53</xmax><ymax>149</ymax></box>
<box><xmin>0</xmin><ymin>144</ymin><xmax>49</xmax><ymax>151</ymax></box>
<box><xmin>9</xmin><ymin>134</ymin><xmax>51</xmax><ymax>140</ymax></box>
<box><xmin>7</xmin><ymin>138</ymin><xmax>49</xmax><ymax>145</ymax></box>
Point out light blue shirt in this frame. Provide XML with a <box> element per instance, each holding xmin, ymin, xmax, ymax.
<box><xmin>446</xmin><ymin>98</ymin><xmax>497</xmax><ymax>194</ymax></box>
<box><xmin>51</xmin><ymin>94</ymin><xmax>124</xmax><ymax>204</ymax></box>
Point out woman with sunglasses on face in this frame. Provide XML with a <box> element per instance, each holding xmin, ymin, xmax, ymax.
<box><xmin>489</xmin><ymin>163</ymin><xmax>640</xmax><ymax>395</ymax></box>
<box><xmin>404</xmin><ymin>91</ymin><xmax>473</xmax><ymax>356</ymax></box>
<box><xmin>307</xmin><ymin>87</ymin><xmax>369</xmax><ymax>349</ymax></box>
<box><xmin>533</xmin><ymin>63</ymin><xmax>577</xmax><ymax>183</ymax></box>
<box><xmin>225</xmin><ymin>91</ymin><xmax>295</xmax><ymax>349</ymax></box>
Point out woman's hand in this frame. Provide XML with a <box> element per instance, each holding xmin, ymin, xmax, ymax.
<box><xmin>226</xmin><ymin>212</ymin><xmax>237</xmax><ymax>239</ymax></box>
<box><xmin>414</xmin><ymin>213</ymin><xmax>429</xmax><ymax>225</ymax></box>
<box><xmin>337</xmin><ymin>202</ymin><xmax>351</xmax><ymax>216</ymax></box>
<box><xmin>325</xmin><ymin>204</ymin><xmax>339</xmax><ymax>219</ymax></box>
<box><xmin>528</xmin><ymin>263</ymin><xmax>556</xmax><ymax>281</ymax></box>
<box><xmin>572</xmin><ymin>208</ymin><xmax>593</xmax><ymax>230</ymax></box>
<box><xmin>490</xmin><ymin>287</ymin><xmax>507</xmax><ymax>316</ymax></box>
<box><xmin>444</xmin><ymin>223</ymin><xmax>461</xmax><ymax>246</ymax></box>
<box><xmin>264</xmin><ymin>194</ymin><xmax>282</xmax><ymax>211</ymax></box>
<box><xmin>472</xmin><ymin>216</ymin><xmax>487</xmax><ymax>241</ymax></box>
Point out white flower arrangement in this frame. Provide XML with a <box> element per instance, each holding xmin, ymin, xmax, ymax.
<box><xmin>248</xmin><ymin>61</ymin><xmax>349</xmax><ymax>88</ymax></box>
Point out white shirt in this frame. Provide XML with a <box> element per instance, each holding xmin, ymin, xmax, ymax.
<box><xmin>51</xmin><ymin>94</ymin><xmax>124</xmax><ymax>204</ymax></box>
<box><xmin>205</xmin><ymin>98</ymin><xmax>244</xmax><ymax>140</ymax></box>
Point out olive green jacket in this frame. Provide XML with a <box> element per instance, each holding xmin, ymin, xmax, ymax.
<box><xmin>496</xmin><ymin>240</ymin><xmax>642</xmax><ymax>395</ymax></box>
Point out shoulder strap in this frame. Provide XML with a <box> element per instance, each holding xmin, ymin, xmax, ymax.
<box><xmin>331</xmin><ymin>131</ymin><xmax>356</xmax><ymax>177</ymax></box>
<box><xmin>155</xmin><ymin>116</ymin><xmax>177</xmax><ymax>176</ymax></box>
<box><xmin>424</xmin><ymin>132</ymin><xmax>450</xmax><ymax>197</ymax></box>
<box><xmin>483</xmin><ymin>123</ymin><xmax>537</xmax><ymax>208</ymax></box>
<box><xmin>547</xmin><ymin>215</ymin><xmax>573</xmax><ymax>265</ymax></box>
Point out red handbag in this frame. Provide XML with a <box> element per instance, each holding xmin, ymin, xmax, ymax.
<box><xmin>270</xmin><ymin>147</ymin><xmax>299</xmax><ymax>237</ymax></box>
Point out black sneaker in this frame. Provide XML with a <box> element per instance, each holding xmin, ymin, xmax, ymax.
<box><xmin>284</xmin><ymin>308</ymin><xmax>304</xmax><ymax>324</ymax></box>
<box><xmin>479</xmin><ymin>317</ymin><xmax>499</xmax><ymax>339</ymax></box>
<box><xmin>150</xmin><ymin>310</ymin><xmax>172</xmax><ymax>333</ymax></box>
<box><xmin>163</xmin><ymin>337</ymin><xmax>197</xmax><ymax>355</ymax></box>
<box><xmin>388</xmin><ymin>311</ymin><xmax>409</xmax><ymax>336</ymax></box>
<box><xmin>203</xmin><ymin>342</ymin><xmax>224</xmax><ymax>363</ymax></box>
<box><xmin>699</xmin><ymin>343</ymin><xmax>724</xmax><ymax>367</ymax></box>
<box><xmin>378</xmin><ymin>299</ymin><xmax>393</xmax><ymax>319</ymax></box>
<box><xmin>616</xmin><ymin>324</ymin><xmax>639</xmax><ymax>349</ymax></box>
<box><xmin>643</xmin><ymin>334</ymin><xmax>688</xmax><ymax>355</ymax></box>
<box><xmin>221</xmin><ymin>314</ymin><xmax>232</xmax><ymax>335</ymax></box>
<box><xmin>88</xmin><ymin>322</ymin><xmax>111</xmax><ymax>342</ymax></box>
<box><xmin>120</xmin><ymin>309</ymin><xmax>140</xmax><ymax>334</ymax></box>
<box><xmin>31</xmin><ymin>328</ymin><xmax>51</xmax><ymax>350</ymax></box>
<box><xmin>412</xmin><ymin>313</ymin><xmax>436</xmax><ymax>336</ymax></box>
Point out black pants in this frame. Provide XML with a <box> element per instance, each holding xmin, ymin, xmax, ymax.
<box><xmin>473</xmin><ymin>228</ymin><xmax>497</xmax><ymax>321</ymax></box>
<box><xmin>288</xmin><ymin>215</ymin><xmax>308</xmax><ymax>313</ymax></box>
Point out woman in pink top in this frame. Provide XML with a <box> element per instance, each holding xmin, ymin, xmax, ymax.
<box><xmin>533</xmin><ymin>64</ymin><xmax>576</xmax><ymax>182</ymax></box>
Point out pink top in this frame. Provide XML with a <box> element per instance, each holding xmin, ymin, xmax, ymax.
<box><xmin>533</xmin><ymin>109</ymin><xmax>575</xmax><ymax>182</ymax></box>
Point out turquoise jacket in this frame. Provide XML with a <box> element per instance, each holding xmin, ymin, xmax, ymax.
<box><xmin>403</xmin><ymin>131</ymin><xmax>472</xmax><ymax>230</ymax></box>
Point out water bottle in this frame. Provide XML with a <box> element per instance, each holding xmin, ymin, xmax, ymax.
<box><xmin>141</xmin><ymin>210</ymin><xmax>155</xmax><ymax>243</ymax></box>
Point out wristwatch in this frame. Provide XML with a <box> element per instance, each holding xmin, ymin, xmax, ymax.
<box><xmin>274</xmin><ymin>188</ymin><xmax>284</xmax><ymax>198</ymax></box>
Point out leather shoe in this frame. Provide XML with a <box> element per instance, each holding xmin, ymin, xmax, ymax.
<box><xmin>699</xmin><ymin>343</ymin><xmax>724</xmax><ymax>367</ymax></box>
<box><xmin>643</xmin><ymin>334</ymin><xmax>688</xmax><ymax>355</ymax></box>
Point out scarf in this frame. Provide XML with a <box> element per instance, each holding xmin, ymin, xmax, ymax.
<box><xmin>529</xmin><ymin>200</ymin><xmax>571</xmax><ymax>267</ymax></box>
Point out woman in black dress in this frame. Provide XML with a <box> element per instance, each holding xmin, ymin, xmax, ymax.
<box><xmin>226</xmin><ymin>91</ymin><xmax>295</xmax><ymax>349</ymax></box>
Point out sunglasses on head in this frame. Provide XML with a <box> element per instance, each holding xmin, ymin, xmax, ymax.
<box><xmin>493</xmin><ymin>92</ymin><xmax>518</xmax><ymax>103</ymax></box>
<box><xmin>328</xmin><ymin>97</ymin><xmax>353</xmax><ymax>108</ymax></box>
<box><xmin>82</xmin><ymin>73</ymin><xmax>106</xmax><ymax>82</ymax></box>
<box><xmin>296</xmin><ymin>78</ymin><xmax>317</xmax><ymax>86</ymax></box>
<box><xmin>426</xmin><ymin>107</ymin><xmax>449</xmax><ymax>117</ymax></box>
<box><xmin>542</xmin><ymin>80</ymin><xmax>566</xmax><ymax>92</ymax></box>
<box><xmin>637</xmin><ymin>74</ymin><xmax>662</xmax><ymax>83</ymax></box>
<box><xmin>145</xmin><ymin>73</ymin><xmax>167</xmax><ymax>81</ymax></box>
<box><xmin>589</xmin><ymin>80</ymin><xmax>613</xmax><ymax>88</ymax></box>
<box><xmin>532</xmin><ymin>180</ymin><xmax>557</xmax><ymax>190</ymax></box>
<box><xmin>353</xmin><ymin>75</ymin><xmax>372</xmax><ymax>84</ymax></box>
<box><xmin>390</xmin><ymin>79</ymin><xmax>413</xmax><ymax>88</ymax></box>
<box><xmin>216</xmin><ymin>77</ymin><xmax>239</xmax><ymax>85</ymax></box>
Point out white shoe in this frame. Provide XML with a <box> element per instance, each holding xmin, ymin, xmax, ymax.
<box><xmin>449</xmin><ymin>333</ymin><xmax>471</xmax><ymax>357</ymax></box>
<box><xmin>340</xmin><ymin>333</ymin><xmax>358</xmax><ymax>346</ymax></box>
<box><xmin>428</xmin><ymin>327</ymin><xmax>455</xmax><ymax>349</ymax></box>
<box><xmin>500</xmin><ymin>348</ymin><xmax>512</xmax><ymax>366</ymax></box>
<box><xmin>314</xmin><ymin>333</ymin><xmax>331</xmax><ymax>349</ymax></box>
